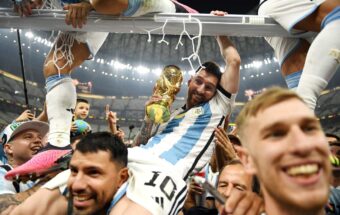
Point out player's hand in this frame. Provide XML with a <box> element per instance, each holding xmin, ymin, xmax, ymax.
<box><xmin>15</xmin><ymin>109</ymin><xmax>35</xmax><ymax>122</ymax></box>
<box><xmin>63</xmin><ymin>2</ymin><xmax>93</xmax><ymax>29</ymax></box>
<box><xmin>71</xmin><ymin>122</ymin><xmax>78</xmax><ymax>132</ymax></box>
<box><xmin>13</xmin><ymin>0</ymin><xmax>43</xmax><ymax>17</ymax></box>
<box><xmin>189</xmin><ymin>181</ymin><xmax>204</xmax><ymax>195</ymax></box>
<box><xmin>105</xmin><ymin>104</ymin><xmax>118</xmax><ymax>134</ymax></box>
<box><xmin>222</xmin><ymin>189</ymin><xmax>264</xmax><ymax>215</ymax></box>
<box><xmin>210</xmin><ymin>10</ymin><xmax>228</xmax><ymax>17</ymax></box>
<box><xmin>214</xmin><ymin>126</ymin><xmax>237</xmax><ymax>159</ymax></box>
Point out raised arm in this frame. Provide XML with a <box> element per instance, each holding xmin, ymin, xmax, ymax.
<box><xmin>216</xmin><ymin>35</ymin><xmax>241</xmax><ymax>94</ymax></box>
<box><xmin>211</xmin><ymin>10</ymin><xmax>241</xmax><ymax>94</ymax></box>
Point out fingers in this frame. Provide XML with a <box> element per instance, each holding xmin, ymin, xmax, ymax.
<box><xmin>190</xmin><ymin>182</ymin><xmax>204</xmax><ymax>195</ymax></box>
<box><xmin>210</xmin><ymin>10</ymin><xmax>228</xmax><ymax>16</ymax></box>
<box><xmin>105</xmin><ymin>104</ymin><xmax>110</xmax><ymax>119</ymax></box>
<box><xmin>64</xmin><ymin>3</ymin><xmax>90</xmax><ymax>28</ymax></box>
<box><xmin>145</xmin><ymin>95</ymin><xmax>162</xmax><ymax>106</ymax></box>
<box><xmin>224</xmin><ymin>190</ymin><xmax>263</xmax><ymax>215</ymax></box>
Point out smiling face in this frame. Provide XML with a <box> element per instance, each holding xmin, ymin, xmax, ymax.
<box><xmin>5</xmin><ymin>129</ymin><xmax>43</xmax><ymax>166</ymax></box>
<box><xmin>186</xmin><ymin>69</ymin><xmax>218</xmax><ymax>109</ymax></box>
<box><xmin>75</xmin><ymin>102</ymin><xmax>90</xmax><ymax>120</ymax></box>
<box><xmin>68</xmin><ymin>150</ymin><xmax>127</xmax><ymax>215</ymax></box>
<box><xmin>243</xmin><ymin>98</ymin><xmax>331</xmax><ymax>214</ymax></box>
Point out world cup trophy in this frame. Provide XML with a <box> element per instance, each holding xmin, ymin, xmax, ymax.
<box><xmin>146</xmin><ymin>65</ymin><xmax>183</xmax><ymax>124</ymax></box>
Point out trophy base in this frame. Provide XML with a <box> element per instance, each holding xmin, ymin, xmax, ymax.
<box><xmin>146</xmin><ymin>104</ymin><xmax>171</xmax><ymax>124</ymax></box>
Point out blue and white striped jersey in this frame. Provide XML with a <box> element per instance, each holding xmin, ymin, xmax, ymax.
<box><xmin>142</xmin><ymin>89</ymin><xmax>235</xmax><ymax>180</ymax></box>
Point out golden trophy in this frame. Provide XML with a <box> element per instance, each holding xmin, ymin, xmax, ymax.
<box><xmin>146</xmin><ymin>65</ymin><xmax>183</xmax><ymax>124</ymax></box>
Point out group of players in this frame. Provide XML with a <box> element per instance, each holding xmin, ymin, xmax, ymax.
<box><xmin>0</xmin><ymin>0</ymin><xmax>339</xmax><ymax>214</ymax></box>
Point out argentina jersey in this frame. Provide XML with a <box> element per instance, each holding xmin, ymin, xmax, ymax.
<box><xmin>142</xmin><ymin>89</ymin><xmax>235</xmax><ymax>180</ymax></box>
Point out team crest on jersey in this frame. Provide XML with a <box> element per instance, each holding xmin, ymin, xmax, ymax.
<box><xmin>191</xmin><ymin>107</ymin><xmax>204</xmax><ymax>116</ymax></box>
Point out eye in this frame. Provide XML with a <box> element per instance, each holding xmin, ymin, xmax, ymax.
<box><xmin>235</xmin><ymin>185</ymin><xmax>245</xmax><ymax>191</ymax></box>
<box><xmin>302</xmin><ymin>124</ymin><xmax>318</xmax><ymax>133</ymax></box>
<box><xmin>265</xmin><ymin>129</ymin><xmax>286</xmax><ymax>139</ymax></box>
<box><xmin>194</xmin><ymin>78</ymin><xmax>203</xmax><ymax>85</ymax></box>
<box><xmin>70</xmin><ymin>167</ymin><xmax>78</xmax><ymax>176</ymax></box>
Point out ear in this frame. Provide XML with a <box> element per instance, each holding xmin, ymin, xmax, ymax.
<box><xmin>3</xmin><ymin>143</ymin><xmax>13</xmax><ymax>157</ymax></box>
<box><xmin>117</xmin><ymin>167</ymin><xmax>129</xmax><ymax>188</ymax></box>
<box><xmin>237</xmin><ymin>146</ymin><xmax>257</xmax><ymax>175</ymax></box>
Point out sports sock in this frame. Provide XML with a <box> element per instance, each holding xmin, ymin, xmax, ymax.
<box><xmin>46</xmin><ymin>75</ymin><xmax>76</xmax><ymax>147</ymax></box>
<box><xmin>296</xmin><ymin>10</ymin><xmax>340</xmax><ymax>109</ymax></box>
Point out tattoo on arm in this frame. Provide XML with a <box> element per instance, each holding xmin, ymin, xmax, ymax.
<box><xmin>0</xmin><ymin>180</ymin><xmax>44</xmax><ymax>212</ymax></box>
<box><xmin>133</xmin><ymin>119</ymin><xmax>155</xmax><ymax>147</ymax></box>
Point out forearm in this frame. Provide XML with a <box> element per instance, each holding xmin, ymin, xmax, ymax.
<box><xmin>132</xmin><ymin>118</ymin><xmax>154</xmax><ymax>147</ymax></box>
<box><xmin>0</xmin><ymin>183</ymin><xmax>41</xmax><ymax>212</ymax></box>
<box><xmin>217</xmin><ymin>36</ymin><xmax>241</xmax><ymax>94</ymax></box>
<box><xmin>91</xmin><ymin>0</ymin><xmax>128</xmax><ymax>15</ymax></box>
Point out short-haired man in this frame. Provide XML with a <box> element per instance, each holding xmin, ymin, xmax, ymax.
<box><xmin>0</xmin><ymin>121</ymin><xmax>49</xmax><ymax>194</ymax></box>
<box><xmin>8</xmin><ymin>132</ymin><xmax>128</xmax><ymax>215</ymax></box>
<box><xmin>214</xmin><ymin>160</ymin><xmax>260</xmax><ymax>215</ymax></box>
<box><xmin>236</xmin><ymin>87</ymin><xmax>331</xmax><ymax>215</ymax></box>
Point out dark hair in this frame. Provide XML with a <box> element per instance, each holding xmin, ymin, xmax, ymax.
<box><xmin>196</xmin><ymin>61</ymin><xmax>222</xmax><ymax>82</ymax></box>
<box><xmin>326</xmin><ymin>133</ymin><xmax>340</xmax><ymax>142</ymax></box>
<box><xmin>75</xmin><ymin>132</ymin><xmax>128</xmax><ymax>167</ymax></box>
<box><xmin>77</xmin><ymin>98</ymin><xmax>89</xmax><ymax>104</ymax></box>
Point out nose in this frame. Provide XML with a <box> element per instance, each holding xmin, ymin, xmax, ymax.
<box><xmin>223</xmin><ymin>183</ymin><xmax>234</xmax><ymax>199</ymax></box>
<box><xmin>70</xmin><ymin>173</ymin><xmax>87</xmax><ymax>193</ymax></box>
<box><xmin>196</xmin><ymin>84</ymin><xmax>205</xmax><ymax>94</ymax></box>
<box><xmin>33</xmin><ymin>135</ymin><xmax>43</xmax><ymax>146</ymax></box>
<box><xmin>288</xmin><ymin>126</ymin><xmax>325</xmax><ymax>156</ymax></box>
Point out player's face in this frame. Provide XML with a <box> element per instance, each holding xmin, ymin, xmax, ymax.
<box><xmin>7</xmin><ymin>129</ymin><xmax>43</xmax><ymax>164</ymax></box>
<box><xmin>68</xmin><ymin>151</ymin><xmax>127</xmax><ymax>215</ymax></box>
<box><xmin>187</xmin><ymin>69</ymin><xmax>218</xmax><ymax>109</ymax></box>
<box><xmin>243</xmin><ymin>98</ymin><xmax>331</xmax><ymax>213</ymax></box>
<box><xmin>75</xmin><ymin>102</ymin><xmax>90</xmax><ymax>119</ymax></box>
<box><xmin>215</xmin><ymin>164</ymin><xmax>252</xmax><ymax>214</ymax></box>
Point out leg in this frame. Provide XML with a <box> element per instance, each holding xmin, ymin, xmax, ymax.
<box><xmin>294</xmin><ymin>0</ymin><xmax>340</xmax><ymax>109</ymax></box>
<box><xmin>44</xmin><ymin>33</ymin><xmax>90</xmax><ymax>148</ymax></box>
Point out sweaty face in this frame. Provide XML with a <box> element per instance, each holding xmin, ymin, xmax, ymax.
<box><xmin>187</xmin><ymin>69</ymin><xmax>218</xmax><ymax>109</ymax></box>
<box><xmin>8</xmin><ymin>129</ymin><xmax>43</xmax><ymax>165</ymax></box>
<box><xmin>244</xmin><ymin>98</ymin><xmax>331</xmax><ymax>214</ymax></box>
<box><xmin>68</xmin><ymin>151</ymin><xmax>126</xmax><ymax>215</ymax></box>
<box><xmin>215</xmin><ymin>164</ymin><xmax>252</xmax><ymax>214</ymax></box>
<box><xmin>75</xmin><ymin>102</ymin><xmax>90</xmax><ymax>120</ymax></box>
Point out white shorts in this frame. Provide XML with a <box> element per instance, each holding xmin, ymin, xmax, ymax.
<box><xmin>259</xmin><ymin>0</ymin><xmax>325</xmax><ymax>34</ymax></box>
<box><xmin>111</xmin><ymin>147</ymin><xmax>187</xmax><ymax>215</ymax></box>
<box><xmin>259</xmin><ymin>0</ymin><xmax>321</xmax><ymax>65</ymax></box>
<box><xmin>124</xmin><ymin>0</ymin><xmax>176</xmax><ymax>17</ymax></box>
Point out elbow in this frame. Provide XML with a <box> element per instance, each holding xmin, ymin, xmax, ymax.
<box><xmin>228</xmin><ymin>57</ymin><xmax>241</xmax><ymax>69</ymax></box>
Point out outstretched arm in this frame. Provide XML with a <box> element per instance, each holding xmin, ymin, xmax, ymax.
<box><xmin>211</xmin><ymin>11</ymin><xmax>241</xmax><ymax>94</ymax></box>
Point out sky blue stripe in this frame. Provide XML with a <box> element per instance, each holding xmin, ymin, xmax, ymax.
<box><xmin>142</xmin><ymin>112</ymin><xmax>185</xmax><ymax>150</ymax></box>
<box><xmin>321</xmin><ymin>6</ymin><xmax>340</xmax><ymax>29</ymax></box>
<box><xmin>159</xmin><ymin>103</ymin><xmax>212</xmax><ymax>165</ymax></box>
<box><xmin>107</xmin><ymin>183</ymin><xmax>128</xmax><ymax>214</ymax></box>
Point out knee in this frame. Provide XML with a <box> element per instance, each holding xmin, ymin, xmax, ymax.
<box><xmin>92</xmin><ymin>0</ymin><xmax>128</xmax><ymax>15</ymax></box>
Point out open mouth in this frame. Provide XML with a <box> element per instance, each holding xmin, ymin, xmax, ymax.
<box><xmin>73</xmin><ymin>195</ymin><xmax>93</xmax><ymax>208</ymax></box>
<box><xmin>285</xmin><ymin>163</ymin><xmax>320</xmax><ymax>177</ymax></box>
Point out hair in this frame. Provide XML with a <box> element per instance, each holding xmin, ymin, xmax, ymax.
<box><xmin>326</xmin><ymin>133</ymin><xmax>340</xmax><ymax>142</ymax></box>
<box><xmin>76</xmin><ymin>98</ymin><xmax>89</xmax><ymax>104</ymax></box>
<box><xmin>218</xmin><ymin>159</ymin><xmax>260</xmax><ymax>194</ymax></box>
<box><xmin>75</xmin><ymin>132</ymin><xmax>127</xmax><ymax>167</ymax></box>
<box><xmin>195</xmin><ymin>61</ymin><xmax>222</xmax><ymax>82</ymax></box>
<box><xmin>235</xmin><ymin>87</ymin><xmax>304</xmax><ymax>143</ymax></box>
